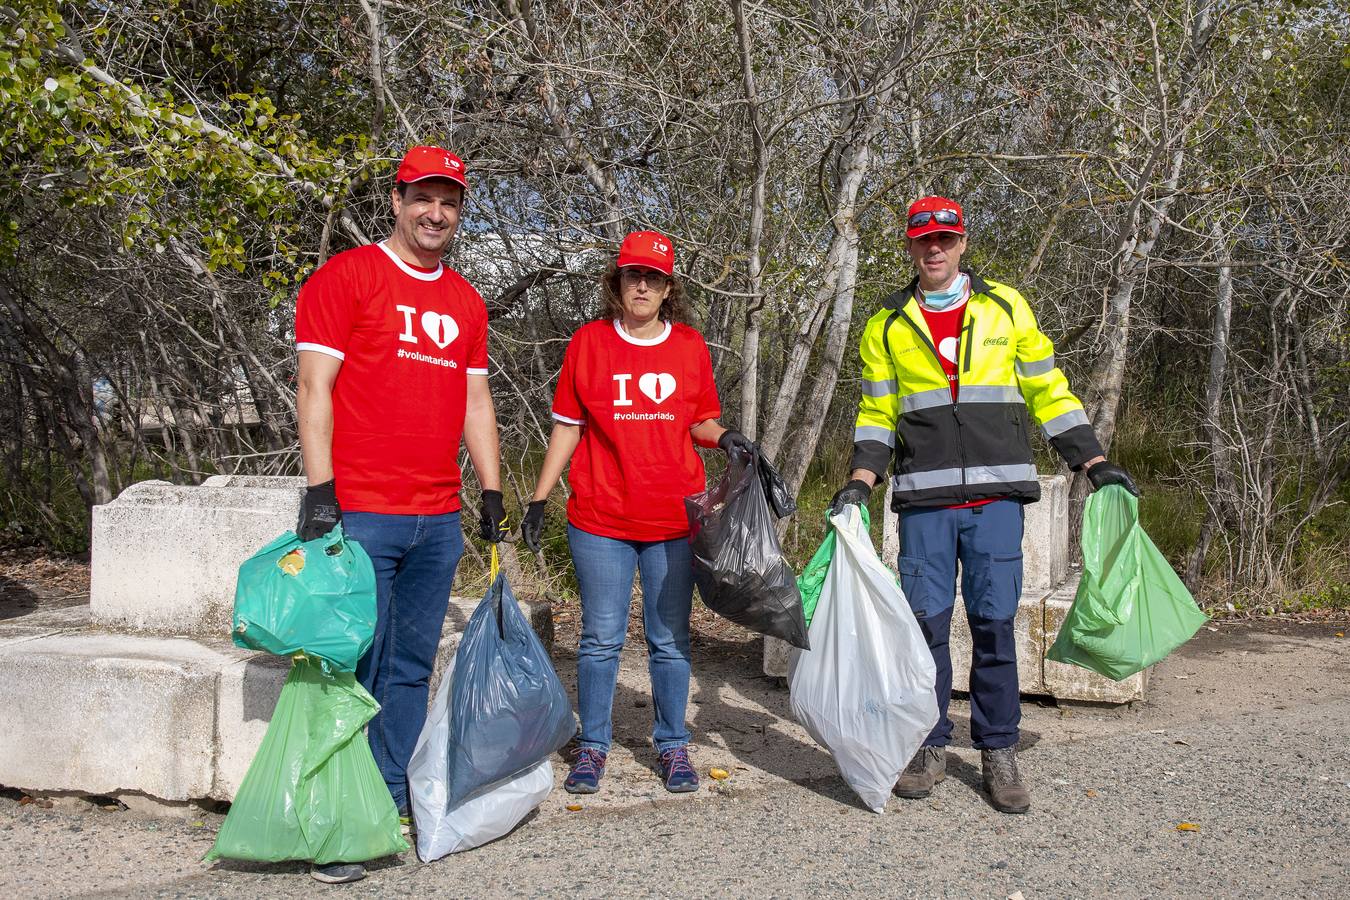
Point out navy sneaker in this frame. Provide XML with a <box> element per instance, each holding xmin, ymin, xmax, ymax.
<box><xmin>659</xmin><ymin>746</ymin><xmax>699</xmax><ymax>793</ymax></box>
<box><xmin>564</xmin><ymin>747</ymin><xmax>607</xmax><ymax>794</ymax></box>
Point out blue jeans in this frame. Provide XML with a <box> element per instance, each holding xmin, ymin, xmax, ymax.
<box><xmin>897</xmin><ymin>499</ymin><xmax>1024</xmax><ymax>750</ymax></box>
<box><xmin>342</xmin><ymin>510</ymin><xmax>463</xmax><ymax>812</ymax></box>
<box><xmin>568</xmin><ymin>524</ymin><xmax>694</xmax><ymax>754</ymax></box>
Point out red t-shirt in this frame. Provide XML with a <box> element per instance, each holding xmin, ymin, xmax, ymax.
<box><xmin>919</xmin><ymin>294</ymin><xmax>999</xmax><ymax>510</ymax></box>
<box><xmin>919</xmin><ymin>298</ymin><xmax>966</xmax><ymax>401</ymax></box>
<box><xmin>552</xmin><ymin>319</ymin><xmax>721</xmax><ymax>541</ymax></box>
<box><xmin>294</xmin><ymin>242</ymin><xmax>489</xmax><ymax>514</ymax></box>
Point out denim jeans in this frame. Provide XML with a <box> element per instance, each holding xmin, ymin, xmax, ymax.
<box><xmin>342</xmin><ymin>510</ymin><xmax>463</xmax><ymax>812</ymax></box>
<box><xmin>568</xmin><ymin>524</ymin><xmax>694</xmax><ymax>754</ymax></box>
<box><xmin>897</xmin><ymin>499</ymin><xmax>1024</xmax><ymax>750</ymax></box>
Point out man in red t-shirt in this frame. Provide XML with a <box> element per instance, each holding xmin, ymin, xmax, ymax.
<box><xmin>294</xmin><ymin>146</ymin><xmax>504</xmax><ymax>883</ymax></box>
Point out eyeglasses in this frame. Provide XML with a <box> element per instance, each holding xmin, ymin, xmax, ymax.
<box><xmin>620</xmin><ymin>269</ymin><xmax>670</xmax><ymax>286</ymax></box>
<box><xmin>908</xmin><ymin>209</ymin><xmax>961</xmax><ymax>228</ymax></box>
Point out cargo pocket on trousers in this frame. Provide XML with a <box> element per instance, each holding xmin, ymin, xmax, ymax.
<box><xmin>897</xmin><ymin>556</ymin><xmax>934</xmax><ymax>618</ymax></box>
<box><xmin>966</xmin><ymin>552</ymin><xmax>1023</xmax><ymax>621</ymax></box>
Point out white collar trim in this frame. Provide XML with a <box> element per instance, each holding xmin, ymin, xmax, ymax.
<box><xmin>378</xmin><ymin>241</ymin><xmax>443</xmax><ymax>282</ymax></box>
<box><xmin>613</xmin><ymin>318</ymin><xmax>672</xmax><ymax>346</ymax></box>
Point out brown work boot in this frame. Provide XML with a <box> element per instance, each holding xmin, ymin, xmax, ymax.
<box><xmin>893</xmin><ymin>746</ymin><xmax>946</xmax><ymax>799</ymax></box>
<box><xmin>981</xmin><ymin>748</ymin><xmax>1031</xmax><ymax>814</ymax></box>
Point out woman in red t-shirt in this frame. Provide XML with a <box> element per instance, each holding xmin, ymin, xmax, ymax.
<box><xmin>521</xmin><ymin>230</ymin><xmax>751</xmax><ymax>796</ymax></box>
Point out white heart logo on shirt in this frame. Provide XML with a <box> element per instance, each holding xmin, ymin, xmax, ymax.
<box><xmin>638</xmin><ymin>372</ymin><xmax>676</xmax><ymax>405</ymax></box>
<box><xmin>938</xmin><ymin>336</ymin><xmax>959</xmax><ymax>365</ymax></box>
<box><xmin>421</xmin><ymin>311</ymin><xmax>459</xmax><ymax>349</ymax></box>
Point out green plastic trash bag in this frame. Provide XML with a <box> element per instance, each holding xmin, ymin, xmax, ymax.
<box><xmin>232</xmin><ymin>524</ymin><xmax>376</xmax><ymax>672</ymax></box>
<box><xmin>205</xmin><ymin>656</ymin><xmax>409</xmax><ymax>865</ymax></box>
<box><xmin>797</xmin><ymin>504</ymin><xmax>869</xmax><ymax>629</ymax></box>
<box><xmin>1046</xmin><ymin>485</ymin><xmax>1208</xmax><ymax>681</ymax></box>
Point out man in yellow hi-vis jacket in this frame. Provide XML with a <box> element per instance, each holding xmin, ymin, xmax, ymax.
<box><xmin>828</xmin><ymin>196</ymin><xmax>1138</xmax><ymax>814</ymax></box>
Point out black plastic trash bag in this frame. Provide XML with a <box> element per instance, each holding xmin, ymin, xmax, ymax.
<box><xmin>756</xmin><ymin>453</ymin><xmax>798</xmax><ymax>519</ymax></box>
<box><xmin>685</xmin><ymin>448</ymin><xmax>809</xmax><ymax>649</ymax></box>
<box><xmin>446</xmin><ymin>564</ymin><xmax>576</xmax><ymax>806</ymax></box>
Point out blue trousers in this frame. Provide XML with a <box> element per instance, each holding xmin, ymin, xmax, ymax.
<box><xmin>343</xmin><ymin>510</ymin><xmax>463</xmax><ymax>812</ymax></box>
<box><xmin>898</xmin><ymin>499</ymin><xmax>1024</xmax><ymax>750</ymax></box>
<box><xmin>568</xmin><ymin>524</ymin><xmax>694</xmax><ymax>754</ymax></box>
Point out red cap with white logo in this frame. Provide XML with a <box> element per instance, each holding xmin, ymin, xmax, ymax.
<box><xmin>396</xmin><ymin>146</ymin><xmax>468</xmax><ymax>190</ymax></box>
<box><xmin>616</xmin><ymin>230</ymin><xmax>675</xmax><ymax>275</ymax></box>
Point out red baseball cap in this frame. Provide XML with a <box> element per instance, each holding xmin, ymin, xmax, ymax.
<box><xmin>906</xmin><ymin>196</ymin><xmax>964</xmax><ymax>238</ymax></box>
<box><xmin>616</xmin><ymin>230</ymin><xmax>674</xmax><ymax>276</ymax></box>
<box><xmin>396</xmin><ymin>145</ymin><xmax>468</xmax><ymax>190</ymax></box>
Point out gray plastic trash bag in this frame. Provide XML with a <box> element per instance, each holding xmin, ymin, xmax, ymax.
<box><xmin>409</xmin><ymin>652</ymin><xmax>555</xmax><ymax>861</ymax></box>
<box><xmin>446</xmin><ymin>572</ymin><xmax>575</xmax><ymax>806</ymax></box>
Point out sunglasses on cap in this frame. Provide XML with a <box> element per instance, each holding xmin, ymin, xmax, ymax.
<box><xmin>908</xmin><ymin>209</ymin><xmax>962</xmax><ymax>228</ymax></box>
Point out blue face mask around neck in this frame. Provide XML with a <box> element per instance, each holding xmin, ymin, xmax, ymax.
<box><xmin>920</xmin><ymin>273</ymin><xmax>968</xmax><ymax>310</ymax></box>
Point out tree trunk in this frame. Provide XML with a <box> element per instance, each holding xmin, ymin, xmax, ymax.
<box><xmin>1185</xmin><ymin>219</ymin><xmax>1234</xmax><ymax>587</ymax></box>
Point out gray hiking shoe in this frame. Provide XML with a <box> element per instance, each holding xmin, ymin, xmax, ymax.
<box><xmin>310</xmin><ymin>862</ymin><xmax>367</xmax><ymax>884</ymax></box>
<box><xmin>981</xmin><ymin>747</ymin><xmax>1031</xmax><ymax>814</ymax></box>
<box><xmin>893</xmin><ymin>746</ymin><xmax>946</xmax><ymax>799</ymax></box>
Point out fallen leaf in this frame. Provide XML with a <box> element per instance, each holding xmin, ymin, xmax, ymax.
<box><xmin>191</xmin><ymin>820</ymin><xmax>205</xmax><ymax>827</ymax></box>
<box><xmin>1085</xmin><ymin>789</ymin><xmax>1099</xmax><ymax>799</ymax></box>
<box><xmin>1174</xmin><ymin>739</ymin><xmax>1191</xmax><ymax>747</ymax></box>
<box><xmin>565</xmin><ymin>803</ymin><xmax>582</xmax><ymax>812</ymax></box>
<box><xmin>709</xmin><ymin>768</ymin><xmax>730</xmax><ymax>780</ymax></box>
<box><xmin>1176</xmin><ymin>822</ymin><xmax>1199</xmax><ymax>831</ymax></box>
<box><xmin>1336</xmin><ymin>632</ymin><xmax>1344</xmax><ymax>638</ymax></box>
<box><xmin>18</xmin><ymin>796</ymin><xmax>33</xmax><ymax>806</ymax></box>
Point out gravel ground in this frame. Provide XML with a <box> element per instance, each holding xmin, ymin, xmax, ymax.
<box><xmin>3</xmin><ymin>618</ymin><xmax>1348</xmax><ymax>899</ymax></box>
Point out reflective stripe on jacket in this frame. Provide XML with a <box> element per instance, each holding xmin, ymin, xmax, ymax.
<box><xmin>849</xmin><ymin>271</ymin><xmax>1103</xmax><ymax>510</ymax></box>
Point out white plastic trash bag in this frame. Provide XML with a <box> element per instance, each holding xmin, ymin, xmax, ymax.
<box><xmin>788</xmin><ymin>504</ymin><xmax>939</xmax><ymax>812</ymax></box>
<box><xmin>408</xmin><ymin>654</ymin><xmax>555</xmax><ymax>861</ymax></box>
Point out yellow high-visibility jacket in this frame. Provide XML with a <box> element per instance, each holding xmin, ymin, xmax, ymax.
<box><xmin>850</xmin><ymin>271</ymin><xmax>1103</xmax><ymax>509</ymax></box>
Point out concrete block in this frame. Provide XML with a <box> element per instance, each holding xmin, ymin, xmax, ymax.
<box><xmin>90</xmin><ymin>480</ymin><xmax>304</xmax><ymax>635</ymax></box>
<box><xmin>948</xmin><ymin>590</ymin><xmax>1045</xmax><ymax>695</ymax></box>
<box><xmin>767</xmin><ymin>475</ymin><xmax>1068</xmax><ymax>679</ymax></box>
<box><xmin>1022</xmin><ymin>474</ymin><xmax>1069</xmax><ymax>594</ymax></box>
<box><xmin>201</xmin><ymin>475</ymin><xmax>307</xmax><ymax>490</ymax></box>
<box><xmin>211</xmin><ymin>649</ymin><xmax>291</xmax><ymax>800</ymax></box>
<box><xmin>1042</xmin><ymin>578</ymin><xmax>1146</xmax><ymax>703</ymax></box>
<box><xmin>878</xmin><ymin>474</ymin><xmax>1068</xmax><ymax>593</ymax></box>
<box><xmin>0</xmin><ymin>634</ymin><xmax>230</xmax><ymax>800</ymax></box>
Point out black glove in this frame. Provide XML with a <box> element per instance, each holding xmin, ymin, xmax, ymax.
<box><xmin>1087</xmin><ymin>460</ymin><xmax>1140</xmax><ymax>497</ymax></box>
<box><xmin>521</xmin><ymin>500</ymin><xmax>546</xmax><ymax>554</ymax></box>
<box><xmin>717</xmin><ymin>429</ymin><xmax>755</xmax><ymax>457</ymax></box>
<box><xmin>828</xmin><ymin>478</ymin><xmax>873</xmax><ymax>516</ymax></box>
<box><xmin>479</xmin><ymin>489</ymin><xmax>508</xmax><ymax>543</ymax></box>
<box><xmin>297</xmin><ymin>479</ymin><xmax>341</xmax><ymax>542</ymax></box>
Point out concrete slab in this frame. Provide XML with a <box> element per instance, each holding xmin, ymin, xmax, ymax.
<box><xmin>767</xmin><ymin>474</ymin><xmax>1070</xmax><ymax>681</ymax></box>
<box><xmin>0</xmin><ymin>633</ymin><xmax>229</xmax><ymax>800</ymax></box>
<box><xmin>200</xmin><ymin>475</ymin><xmax>306</xmax><ymax>490</ymax></box>
<box><xmin>90</xmin><ymin>481</ymin><xmax>303</xmax><ymax>635</ymax></box>
<box><xmin>210</xmin><ymin>649</ymin><xmax>291</xmax><ymax>801</ymax></box>
<box><xmin>948</xmin><ymin>590</ymin><xmax>1046</xmax><ymax>694</ymax></box>
<box><xmin>0</xmin><ymin>588</ymin><xmax>559</xmax><ymax>803</ymax></box>
<box><xmin>1042</xmin><ymin>579</ymin><xmax>1147</xmax><ymax>703</ymax></box>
